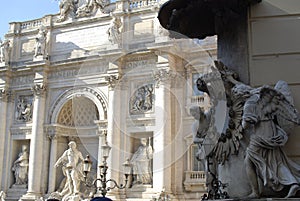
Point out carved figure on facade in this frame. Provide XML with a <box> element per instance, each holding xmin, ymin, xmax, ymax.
<box><xmin>107</xmin><ymin>15</ymin><xmax>122</xmax><ymax>45</ymax></box>
<box><xmin>76</xmin><ymin>0</ymin><xmax>110</xmax><ymax>17</ymax></box>
<box><xmin>0</xmin><ymin>39</ymin><xmax>10</xmax><ymax>64</ymax></box>
<box><xmin>34</xmin><ymin>27</ymin><xmax>48</xmax><ymax>58</ymax></box>
<box><xmin>193</xmin><ymin>61</ymin><xmax>300</xmax><ymax>199</ymax></box>
<box><xmin>57</xmin><ymin>0</ymin><xmax>79</xmax><ymax>22</ymax></box>
<box><xmin>54</xmin><ymin>141</ymin><xmax>85</xmax><ymax>201</ymax></box>
<box><xmin>12</xmin><ymin>145</ymin><xmax>29</xmax><ymax>185</ymax></box>
<box><xmin>130</xmin><ymin>84</ymin><xmax>154</xmax><ymax>114</ymax></box>
<box><xmin>15</xmin><ymin>97</ymin><xmax>33</xmax><ymax>122</ymax></box>
<box><xmin>0</xmin><ymin>191</ymin><xmax>6</xmax><ymax>201</ymax></box>
<box><xmin>130</xmin><ymin>138</ymin><xmax>153</xmax><ymax>186</ymax></box>
<box><xmin>190</xmin><ymin>106</ymin><xmax>211</xmax><ymax>161</ymax></box>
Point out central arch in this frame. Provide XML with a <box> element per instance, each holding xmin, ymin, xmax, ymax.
<box><xmin>49</xmin><ymin>87</ymin><xmax>108</xmax><ymax>124</ymax></box>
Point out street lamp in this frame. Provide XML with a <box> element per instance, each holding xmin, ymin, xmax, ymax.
<box><xmin>83</xmin><ymin>142</ymin><xmax>129</xmax><ymax>198</ymax></box>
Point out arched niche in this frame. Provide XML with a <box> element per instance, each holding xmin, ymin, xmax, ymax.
<box><xmin>49</xmin><ymin>87</ymin><xmax>108</xmax><ymax>124</ymax></box>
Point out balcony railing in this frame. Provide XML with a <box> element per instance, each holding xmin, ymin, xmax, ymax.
<box><xmin>191</xmin><ymin>95</ymin><xmax>205</xmax><ymax>105</ymax></box>
<box><xmin>129</xmin><ymin>0</ymin><xmax>159</xmax><ymax>9</ymax></box>
<box><xmin>20</xmin><ymin>19</ymin><xmax>43</xmax><ymax>30</ymax></box>
<box><xmin>184</xmin><ymin>171</ymin><xmax>207</xmax><ymax>192</ymax></box>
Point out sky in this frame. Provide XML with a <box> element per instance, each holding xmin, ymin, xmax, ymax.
<box><xmin>0</xmin><ymin>0</ymin><xmax>60</xmax><ymax>38</ymax></box>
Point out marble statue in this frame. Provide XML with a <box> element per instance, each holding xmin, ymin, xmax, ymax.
<box><xmin>190</xmin><ymin>106</ymin><xmax>211</xmax><ymax>160</ymax></box>
<box><xmin>57</xmin><ymin>0</ymin><xmax>78</xmax><ymax>22</ymax></box>
<box><xmin>0</xmin><ymin>191</ymin><xmax>6</xmax><ymax>201</ymax></box>
<box><xmin>34</xmin><ymin>28</ymin><xmax>47</xmax><ymax>57</ymax></box>
<box><xmin>54</xmin><ymin>141</ymin><xmax>85</xmax><ymax>200</ymax></box>
<box><xmin>242</xmin><ymin>86</ymin><xmax>300</xmax><ymax>198</ymax></box>
<box><xmin>130</xmin><ymin>138</ymin><xmax>153</xmax><ymax>186</ymax></box>
<box><xmin>130</xmin><ymin>84</ymin><xmax>154</xmax><ymax>114</ymax></box>
<box><xmin>76</xmin><ymin>0</ymin><xmax>110</xmax><ymax>17</ymax></box>
<box><xmin>12</xmin><ymin>145</ymin><xmax>29</xmax><ymax>185</ymax></box>
<box><xmin>193</xmin><ymin>61</ymin><xmax>300</xmax><ymax>199</ymax></box>
<box><xmin>0</xmin><ymin>39</ymin><xmax>10</xmax><ymax>63</ymax></box>
<box><xmin>107</xmin><ymin>16</ymin><xmax>122</xmax><ymax>45</ymax></box>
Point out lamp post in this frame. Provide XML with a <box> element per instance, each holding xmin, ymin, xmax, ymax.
<box><xmin>83</xmin><ymin>142</ymin><xmax>130</xmax><ymax>198</ymax></box>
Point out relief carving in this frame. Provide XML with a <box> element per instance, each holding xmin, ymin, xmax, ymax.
<box><xmin>130</xmin><ymin>84</ymin><xmax>154</xmax><ymax>114</ymax></box>
<box><xmin>15</xmin><ymin>96</ymin><xmax>33</xmax><ymax>122</ymax></box>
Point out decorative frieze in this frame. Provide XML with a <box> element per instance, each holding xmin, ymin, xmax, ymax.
<box><xmin>124</xmin><ymin>57</ymin><xmax>156</xmax><ymax>71</ymax></box>
<box><xmin>12</xmin><ymin>75</ymin><xmax>35</xmax><ymax>87</ymax></box>
<box><xmin>48</xmin><ymin>69</ymin><xmax>79</xmax><ymax>79</ymax></box>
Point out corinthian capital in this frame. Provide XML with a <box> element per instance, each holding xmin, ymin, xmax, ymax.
<box><xmin>105</xmin><ymin>75</ymin><xmax>119</xmax><ymax>90</ymax></box>
<box><xmin>32</xmin><ymin>83</ymin><xmax>46</xmax><ymax>96</ymax></box>
<box><xmin>153</xmin><ymin>69</ymin><xmax>177</xmax><ymax>88</ymax></box>
<box><xmin>0</xmin><ymin>87</ymin><xmax>11</xmax><ymax>102</ymax></box>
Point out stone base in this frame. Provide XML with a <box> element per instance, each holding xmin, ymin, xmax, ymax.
<box><xmin>33</xmin><ymin>55</ymin><xmax>45</xmax><ymax>62</ymax></box>
<box><xmin>0</xmin><ymin>62</ymin><xmax>7</xmax><ymax>67</ymax></box>
<box><xmin>207</xmin><ymin>198</ymin><xmax>300</xmax><ymax>201</ymax></box>
<box><xmin>6</xmin><ymin>184</ymin><xmax>28</xmax><ymax>201</ymax></box>
<box><xmin>19</xmin><ymin>192</ymin><xmax>42</xmax><ymax>201</ymax></box>
<box><xmin>125</xmin><ymin>185</ymin><xmax>156</xmax><ymax>199</ymax></box>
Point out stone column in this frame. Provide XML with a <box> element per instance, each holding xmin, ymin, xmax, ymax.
<box><xmin>22</xmin><ymin>83</ymin><xmax>47</xmax><ymax>200</ymax></box>
<box><xmin>47</xmin><ymin>131</ymin><xmax>58</xmax><ymax>194</ymax></box>
<box><xmin>97</xmin><ymin>129</ymin><xmax>106</xmax><ymax>177</ymax></box>
<box><xmin>105</xmin><ymin>75</ymin><xmax>122</xmax><ymax>197</ymax></box>
<box><xmin>153</xmin><ymin>69</ymin><xmax>174</xmax><ymax>193</ymax></box>
<box><xmin>0</xmin><ymin>88</ymin><xmax>10</xmax><ymax>189</ymax></box>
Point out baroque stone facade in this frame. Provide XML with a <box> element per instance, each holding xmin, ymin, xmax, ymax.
<box><xmin>0</xmin><ymin>1</ymin><xmax>216</xmax><ymax>201</ymax></box>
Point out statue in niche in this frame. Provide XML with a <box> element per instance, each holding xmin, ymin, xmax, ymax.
<box><xmin>15</xmin><ymin>97</ymin><xmax>33</xmax><ymax>122</ymax></box>
<box><xmin>12</xmin><ymin>145</ymin><xmax>29</xmax><ymax>185</ymax></box>
<box><xmin>194</xmin><ymin>61</ymin><xmax>300</xmax><ymax>199</ymax></box>
<box><xmin>57</xmin><ymin>0</ymin><xmax>78</xmax><ymax>22</ymax></box>
<box><xmin>107</xmin><ymin>15</ymin><xmax>122</xmax><ymax>45</ymax></box>
<box><xmin>130</xmin><ymin>84</ymin><xmax>154</xmax><ymax>114</ymax></box>
<box><xmin>0</xmin><ymin>191</ymin><xmax>6</xmax><ymax>201</ymax></box>
<box><xmin>34</xmin><ymin>27</ymin><xmax>47</xmax><ymax>58</ymax></box>
<box><xmin>130</xmin><ymin>138</ymin><xmax>153</xmax><ymax>186</ymax></box>
<box><xmin>0</xmin><ymin>39</ymin><xmax>10</xmax><ymax>64</ymax></box>
<box><xmin>54</xmin><ymin>141</ymin><xmax>85</xmax><ymax>200</ymax></box>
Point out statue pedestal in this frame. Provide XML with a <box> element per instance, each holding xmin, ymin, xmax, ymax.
<box><xmin>0</xmin><ymin>62</ymin><xmax>7</xmax><ymax>67</ymax></box>
<box><xmin>19</xmin><ymin>192</ymin><xmax>42</xmax><ymax>201</ymax></box>
<box><xmin>106</xmin><ymin>44</ymin><xmax>119</xmax><ymax>50</ymax></box>
<box><xmin>6</xmin><ymin>184</ymin><xmax>28</xmax><ymax>201</ymax></box>
<box><xmin>33</xmin><ymin>55</ymin><xmax>45</xmax><ymax>62</ymax></box>
<box><xmin>126</xmin><ymin>185</ymin><xmax>155</xmax><ymax>199</ymax></box>
<box><xmin>207</xmin><ymin>199</ymin><xmax>300</xmax><ymax>201</ymax></box>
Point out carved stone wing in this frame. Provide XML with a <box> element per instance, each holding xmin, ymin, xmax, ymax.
<box><xmin>260</xmin><ymin>85</ymin><xmax>300</xmax><ymax>133</ymax></box>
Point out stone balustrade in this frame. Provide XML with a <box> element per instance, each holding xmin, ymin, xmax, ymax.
<box><xmin>191</xmin><ymin>95</ymin><xmax>205</xmax><ymax>105</ymax></box>
<box><xmin>184</xmin><ymin>171</ymin><xmax>207</xmax><ymax>192</ymax></box>
<box><xmin>20</xmin><ymin>19</ymin><xmax>43</xmax><ymax>30</ymax></box>
<box><xmin>129</xmin><ymin>0</ymin><xmax>159</xmax><ymax>9</ymax></box>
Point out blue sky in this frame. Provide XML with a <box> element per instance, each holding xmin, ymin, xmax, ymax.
<box><xmin>0</xmin><ymin>0</ymin><xmax>60</xmax><ymax>38</ymax></box>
